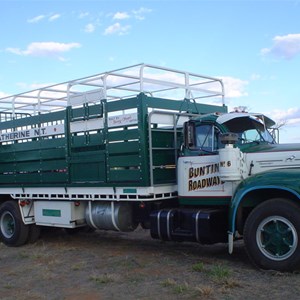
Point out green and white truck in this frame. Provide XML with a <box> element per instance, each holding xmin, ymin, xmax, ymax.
<box><xmin>0</xmin><ymin>64</ymin><xmax>299</xmax><ymax>271</ymax></box>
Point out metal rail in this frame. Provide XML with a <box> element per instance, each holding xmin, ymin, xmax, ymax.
<box><xmin>0</xmin><ymin>63</ymin><xmax>225</xmax><ymax>117</ymax></box>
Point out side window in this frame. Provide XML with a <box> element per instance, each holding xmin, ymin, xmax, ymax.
<box><xmin>195</xmin><ymin>125</ymin><xmax>220</xmax><ymax>152</ymax></box>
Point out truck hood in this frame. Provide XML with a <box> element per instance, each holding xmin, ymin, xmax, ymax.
<box><xmin>240</xmin><ymin>142</ymin><xmax>300</xmax><ymax>153</ymax></box>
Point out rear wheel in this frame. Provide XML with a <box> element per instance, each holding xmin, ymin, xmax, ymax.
<box><xmin>244</xmin><ymin>198</ymin><xmax>300</xmax><ymax>271</ymax></box>
<box><xmin>0</xmin><ymin>201</ymin><xmax>29</xmax><ymax>246</ymax></box>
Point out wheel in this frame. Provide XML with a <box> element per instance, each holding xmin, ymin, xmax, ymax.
<box><xmin>0</xmin><ymin>201</ymin><xmax>29</xmax><ymax>247</ymax></box>
<box><xmin>244</xmin><ymin>198</ymin><xmax>300</xmax><ymax>271</ymax></box>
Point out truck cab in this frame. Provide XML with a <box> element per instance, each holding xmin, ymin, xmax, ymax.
<box><xmin>178</xmin><ymin>112</ymin><xmax>278</xmax><ymax>205</ymax></box>
<box><xmin>176</xmin><ymin>111</ymin><xmax>300</xmax><ymax>271</ymax></box>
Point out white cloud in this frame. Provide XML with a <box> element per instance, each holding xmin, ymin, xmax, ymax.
<box><xmin>27</xmin><ymin>14</ymin><xmax>61</xmax><ymax>23</ymax></box>
<box><xmin>250</xmin><ymin>73</ymin><xmax>261</xmax><ymax>80</ymax></box>
<box><xmin>0</xmin><ymin>91</ymin><xmax>8</xmax><ymax>98</ymax></box>
<box><xmin>79</xmin><ymin>12</ymin><xmax>89</xmax><ymax>19</ymax></box>
<box><xmin>6</xmin><ymin>47</ymin><xmax>23</xmax><ymax>55</ymax></box>
<box><xmin>270</xmin><ymin>107</ymin><xmax>300</xmax><ymax>125</ymax></box>
<box><xmin>104</xmin><ymin>23</ymin><xmax>131</xmax><ymax>36</ymax></box>
<box><xmin>264</xmin><ymin>107</ymin><xmax>300</xmax><ymax>143</ymax></box>
<box><xmin>107</xmin><ymin>7</ymin><xmax>152</xmax><ymax>22</ymax></box>
<box><xmin>132</xmin><ymin>7</ymin><xmax>152</xmax><ymax>20</ymax></box>
<box><xmin>27</xmin><ymin>15</ymin><xmax>45</xmax><ymax>23</ymax></box>
<box><xmin>261</xmin><ymin>33</ymin><xmax>300</xmax><ymax>60</ymax></box>
<box><xmin>113</xmin><ymin>12</ymin><xmax>130</xmax><ymax>20</ymax></box>
<box><xmin>16</xmin><ymin>82</ymin><xmax>55</xmax><ymax>90</ymax></box>
<box><xmin>6</xmin><ymin>42</ymin><xmax>81</xmax><ymax>59</ymax></box>
<box><xmin>220</xmin><ymin>76</ymin><xmax>248</xmax><ymax>98</ymax></box>
<box><xmin>49</xmin><ymin>14</ymin><xmax>61</xmax><ymax>22</ymax></box>
<box><xmin>84</xmin><ymin>23</ymin><xmax>95</xmax><ymax>33</ymax></box>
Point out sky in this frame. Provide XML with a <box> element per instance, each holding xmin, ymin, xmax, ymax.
<box><xmin>0</xmin><ymin>0</ymin><xmax>300</xmax><ymax>143</ymax></box>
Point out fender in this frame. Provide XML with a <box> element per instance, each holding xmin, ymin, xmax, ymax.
<box><xmin>229</xmin><ymin>168</ymin><xmax>300</xmax><ymax>235</ymax></box>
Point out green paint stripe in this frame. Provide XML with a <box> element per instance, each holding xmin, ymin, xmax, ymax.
<box><xmin>123</xmin><ymin>188</ymin><xmax>137</xmax><ymax>194</ymax></box>
<box><xmin>42</xmin><ymin>209</ymin><xmax>61</xmax><ymax>217</ymax></box>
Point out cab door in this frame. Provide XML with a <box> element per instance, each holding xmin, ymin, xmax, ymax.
<box><xmin>178</xmin><ymin>122</ymin><xmax>233</xmax><ymax>205</ymax></box>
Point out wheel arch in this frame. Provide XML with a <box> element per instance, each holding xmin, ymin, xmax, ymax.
<box><xmin>229</xmin><ymin>185</ymin><xmax>300</xmax><ymax>235</ymax></box>
<box><xmin>0</xmin><ymin>194</ymin><xmax>15</xmax><ymax>203</ymax></box>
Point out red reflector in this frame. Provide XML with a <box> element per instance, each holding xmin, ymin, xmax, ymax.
<box><xmin>19</xmin><ymin>200</ymin><xmax>26</xmax><ymax>207</ymax></box>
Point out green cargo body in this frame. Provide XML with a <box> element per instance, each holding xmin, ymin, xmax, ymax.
<box><xmin>0</xmin><ymin>93</ymin><xmax>226</xmax><ymax>188</ymax></box>
<box><xmin>0</xmin><ymin>64</ymin><xmax>226</xmax><ymax>202</ymax></box>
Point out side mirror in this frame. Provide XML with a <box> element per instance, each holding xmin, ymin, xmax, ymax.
<box><xmin>184</xmin><ymin>121</ymin><xmax>195</xmax><ymax>148</ymax></box>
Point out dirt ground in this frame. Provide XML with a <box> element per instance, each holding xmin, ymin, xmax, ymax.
<box><xmin>1</xmin><ymin>226</ymin><xmax>300</xmax><ymax>300</ymax></box>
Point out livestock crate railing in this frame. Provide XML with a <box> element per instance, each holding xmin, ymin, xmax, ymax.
<box><xmin>0</xmin><ymin>64</ymin><xmax>225</xmax><ymax>117</ymax></box>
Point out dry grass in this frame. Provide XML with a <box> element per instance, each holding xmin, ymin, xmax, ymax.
<box><xmin>89</xmin><ymin>273</ymin><xmax>117</xmax><ymax>284</ymax></box>
<box><xmin>1</xmin><ymin>228</ymin><xmax>300</xmax><ymax>299</ymax></box>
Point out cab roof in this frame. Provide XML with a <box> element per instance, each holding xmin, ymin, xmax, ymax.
<box><xmin>216</xmin><ymin>112</ymin><xmax>275</xmax><ymax>128</ymax></box>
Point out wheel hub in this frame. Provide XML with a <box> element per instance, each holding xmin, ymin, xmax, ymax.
<box><xmin>257</xmin><ymin>216</ymin><xmax>297</xmax><ymax>261</ymax></box>
<box><xmin>0</xmin><ymin>211</ymin><xmax>15</xmax><ymax>239</ymax></box>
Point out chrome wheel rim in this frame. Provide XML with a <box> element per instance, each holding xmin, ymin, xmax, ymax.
<box><xmin>0</xmin><ymin>211</ymin><xmax>15</xmax><ymax>239</ymax></box>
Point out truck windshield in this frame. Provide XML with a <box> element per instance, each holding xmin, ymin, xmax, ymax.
<box><xmin>238</xmin><ymin>127</ymin><xmax>275</xmax><ymax>144</ymax></box>
<box><xmin>218</xmin><ymin>114</ymin><xmax>276</xmax><ymax>145</ymax></box>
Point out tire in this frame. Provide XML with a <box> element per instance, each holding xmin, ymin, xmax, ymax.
<box><xmin>0</xmin><ymin>201</ymin><xmax>29</xmax><ymax>247</ymax></box>
<box><xmin>244</xmin><ymin>198</ymin><xmax>300</xmax><ymax>271</ymax></box>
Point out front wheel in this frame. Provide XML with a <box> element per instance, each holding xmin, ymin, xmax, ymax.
<box><xmin>0</xmin><ymin>201</ymin><xmax>29</xmax><ymax>246</ymax></box>
<box><xmin>244</xmin><ymin>198</ymin><xmax>300</xmax><ymax>271</ymax></box>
